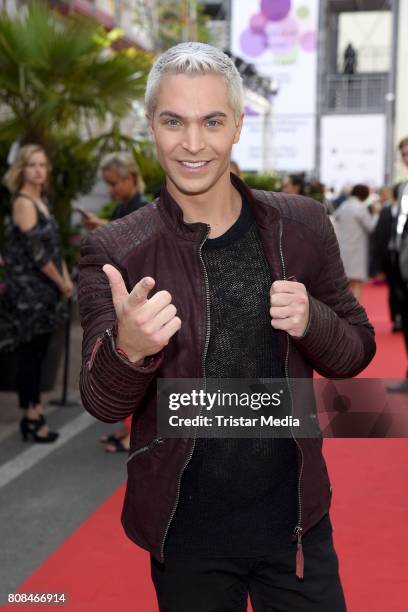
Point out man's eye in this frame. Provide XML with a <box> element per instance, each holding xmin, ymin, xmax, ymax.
<box><xmin>207</xmin><ymin>120</ymin><xmax>222</xmax><ymax>127</ymax></box>
<box><xmin>164</xmin><ymin>119</ymin><xmax>181</xmax><ymax>126</ymax></box>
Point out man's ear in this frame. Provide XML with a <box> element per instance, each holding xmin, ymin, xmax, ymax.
<box><xmin>233</xmin><ymin>113</ymin><xmax>244</xmax><ymax>145</ymax></box>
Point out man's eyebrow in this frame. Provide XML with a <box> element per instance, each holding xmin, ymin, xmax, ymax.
<box><xmin>158</xmin><ymin>111</ymin><xmax>228</xmax><ymax>120</ymax></box>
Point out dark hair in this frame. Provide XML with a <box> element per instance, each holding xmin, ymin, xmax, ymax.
<box><xmin>351</xmin><ymin>184</ymin><xmax>369</xmax><ymax>201</ymax></box>
<box><xmin>288</xmin><ymin>174</ymin><xmax>304</xmax><ymax>195</ymax></box>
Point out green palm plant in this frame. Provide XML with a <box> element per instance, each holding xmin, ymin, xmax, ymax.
<box><xmin>0</xmin><ymin>4</ymin><xmax>152</xmax><ymax>144</ymax></box>
<box><xmin>0</xmin><ymin>4</ymin><xmax>152</xmax><ymax>255</ymax></box>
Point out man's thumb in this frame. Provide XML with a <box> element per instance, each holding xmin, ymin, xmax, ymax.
<box><xmin>102</xmin><ymin>264</ymin><xmax>129</xmax><ymax>309</ymax></box>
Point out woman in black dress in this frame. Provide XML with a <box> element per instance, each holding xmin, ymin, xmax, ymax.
<box><xmin>2</xmin><ymin>144</ymin><xmax>73</xmax><ymax>442</ymax></box>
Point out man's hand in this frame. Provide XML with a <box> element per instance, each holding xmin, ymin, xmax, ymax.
<box><xmin>103</xmin><ymin>264</ymin><xmax>182</xmax><ymax>363</ymax></box>
<box><xmin>270</xmin><ymin>280</ymin><xmax>310</xmax><ymax>338</ymax></box>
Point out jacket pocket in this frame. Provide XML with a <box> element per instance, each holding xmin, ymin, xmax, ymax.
<box><xmin>127</xmin><ymin>437</ymin><xmax>164</xmax><ymax>464</ymax></box>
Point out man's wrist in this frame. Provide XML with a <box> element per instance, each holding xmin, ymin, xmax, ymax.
<box><xmin>115</xmin><ymin>343</ymin><xmax>145</xmax><ymax>364</ymax></box>
<box><xmin>115</xmin><ymin>346</ymin><xmax>147</xmax><ymax>366</ymax></box>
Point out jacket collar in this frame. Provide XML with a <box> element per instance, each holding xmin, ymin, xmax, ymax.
<box><xmin>157</xmin><ymin>173</ymin><xmax>280</xmax><ymax>241</ymax></box>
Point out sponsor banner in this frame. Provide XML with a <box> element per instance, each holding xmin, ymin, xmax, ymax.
<box><xmin>231</xmin><ymin>0</ymin><xmax>318</xmax><ymax>171</ymax></box>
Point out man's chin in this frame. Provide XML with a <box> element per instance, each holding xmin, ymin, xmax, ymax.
<box><xmin>166</xmin><ymin>173</ymin><xmax>225</xmax><ymax>197</ymax></box>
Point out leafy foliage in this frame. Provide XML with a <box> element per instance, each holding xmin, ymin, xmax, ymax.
<box><xmin>0</xmin><ymin>4</ymin><xmax>153</xmax><ymax>258</ymax></box>
<box><xmin>0</xmin><ymin>4</ymin><xmax>152</xmax><ymax>145</ymax></box>
<box><xmin>242</xmin><ymin>173</ymin><xmax>281</xmax><ymax>192</ymax></box>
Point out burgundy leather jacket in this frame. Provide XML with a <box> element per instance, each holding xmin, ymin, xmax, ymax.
<box><xmin>78</xmin><ymin>174</ymin><xmax>375</xmax><ymax>575</ymax></box>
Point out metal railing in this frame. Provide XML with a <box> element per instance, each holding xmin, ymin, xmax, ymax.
<box><xmin>323</xmin><ymin>73</ymin><xmax>389</xmax><ymax>113</ymax></box>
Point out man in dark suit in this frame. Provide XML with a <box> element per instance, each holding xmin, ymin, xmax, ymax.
<box><xmin>373</xmin><ymin>184</ymin><xmax>402</xmax><ymax>331</ymax></box>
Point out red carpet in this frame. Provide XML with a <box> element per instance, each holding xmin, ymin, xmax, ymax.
<box><xmin>3</xmin><ymin>284</ymin><xmax>407</xmax><ymax>612</ymax></box>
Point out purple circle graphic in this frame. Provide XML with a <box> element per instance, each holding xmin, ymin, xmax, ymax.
<box><xmin>266</xmin><ymin>17</ymin><xmax>298</xmax><ymax>54</ymax></box>
<box><xmin>240</xmin><ymin>28</ymin><xmax>267</xmax><ymax>57</ymax></box>
<box><xmin>250</xmin><ymin>12</ymin><xmax>268</xmax><ymax>33</ymax></box>
<box><xmin>300</xmin><ymin>31</ymin><xmax>316</xmax><ymax>52</ymax></box>
<box><xmin>261</xmin><ymin>0</ymin><xmax>291</xmax><ymax>22</ymax></box>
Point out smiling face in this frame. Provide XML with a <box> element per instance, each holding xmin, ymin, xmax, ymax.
<box><xmin>147</xmin><ymin>72</ymin><xmax>243</xmax><ymax>199</ymax></box>
<box><xmin>23</xmin><ymin>150</ymin><xmax>48</xmax><ymax>189</ymax></box>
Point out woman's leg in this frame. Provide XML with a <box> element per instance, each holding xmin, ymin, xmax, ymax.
<box><xmin>30</xmin><ymin>333</ymin><xmax>52</xmax><ymax>412</ymax></box>
<box><xmin>16</xmin><ymin>333</ymin><xmax>54</xmax><ymax>437</ymax></box>
<box><xmin>16</xmin><ymin>340</ymin><xmax>38</xmax><ymax>411</ymax></box>
<box><xmin>104</xmin><ymin>416</ymin><xmax>131</xmax><ymax>453</ymax></box>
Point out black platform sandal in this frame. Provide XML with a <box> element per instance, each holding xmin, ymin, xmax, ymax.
<box><xmin>104</xmin><ymin>437</ymin><xmax>129</xmax><ymax>453</ymax></box>
<box><xmin>99</xmin><ymin>431</ymin><xmax>126</xmax><ymax>444</ymax></box>
<box><xmin>20</xmin><ymin>417</ymin><xmax>59</xmax><ymax>443</ymax></box>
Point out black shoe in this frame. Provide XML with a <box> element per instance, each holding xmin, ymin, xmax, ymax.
<box><xmin>386</xmin><ymin>380</ymin><xmax>408</xmax><ymax>394</ymax></box>
<box><xmin>392</xmin><ymin>315</ymin><xmax>403</xmax><ymax>332</ymax></box>
<box><xmin>20</xmin><ymin>417</ymin><xmax>59</xmax><ymax>443</ymax></box>
<box><xmin>392</xmin><ymin>324</ymin><xmax>403</xmax><ymax>333</ymax></box>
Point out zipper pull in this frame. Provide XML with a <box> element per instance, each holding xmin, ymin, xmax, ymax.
<box><xmin>88</xmin><ymin>336</ymin><xmax>103</xmax><ymax>370</ymax></box>
<box><xmin>295</xmin><ymin>527</ymin><xmax>304</xmax><ymax>580</ymax></box>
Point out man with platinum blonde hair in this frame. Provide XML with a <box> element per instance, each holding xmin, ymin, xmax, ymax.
<box><xmin>79</xmin><ymin>42</ymin><xmax>375</xmax><ymax>611</ymax></box>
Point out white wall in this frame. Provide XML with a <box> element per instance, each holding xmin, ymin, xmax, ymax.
<box><xmin>320</xmin><ymin>114</ymin><xmax>386</xmax><ymax>191</ymax></box>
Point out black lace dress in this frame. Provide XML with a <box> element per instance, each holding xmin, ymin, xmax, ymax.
<box><xmin>0</xmin><ymin>199</ymin><xmax>68</xmax><ymax>352</ymax></box>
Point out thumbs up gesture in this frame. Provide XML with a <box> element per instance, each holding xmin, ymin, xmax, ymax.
<box><xmin>270</xmin><ymin>280</ymin><xmax>310</xmax><ymax>338</ymax></box>
<box><xmin>103</xmin><ymin>264</ymin><xmax>181</xmax><ymax>363</ymax></box>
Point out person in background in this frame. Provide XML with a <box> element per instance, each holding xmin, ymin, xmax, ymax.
<box><xmin>387</xmin><ymin>140</ymin><xmax>408</xmax><ymax>393</ymax></box>
<box><xmin>378</xmin><ymin>186</ymin><xmax>393</xmax><ymax>209</ymax></box>
<box><xmin>373</xmin><ymin>184</ymin><xmax>402</xmax><ymax>331</ymax></box>
<box><xmin>81</xmin><ymin>152</ymin><xmax>148</xmax><ymax>452</ymax></box>
<box><xmin>282</xmin><ymin>174</ymin><xmax>304</xmax><ymax>196</ymax></box>
<box><xmin>343</xmin><ymin>43</ymin><xmax>357</xmax><ymax>75</ymax></box>
<box><xmin>334</xmin><ymin>184</ymin><xmax>378</xmax><ymax>301</ymax></box>
<box><xmin>332</xmin><ymin>185</ymin><xmax>351</xmax><ymax>211</ymax></box>
<box><xmin>82</xmin><ymin>152</ymin><xmax>148</xmax><ymax>230</ymax></box>
<box><xmin>1</xmin><ymin>144</ymin><xmax>72</xmax><ymax>442</ymax></box>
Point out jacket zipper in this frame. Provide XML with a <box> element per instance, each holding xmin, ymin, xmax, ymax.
<box><xmin>127</xmin><ymin>437</ymin><xmax>164</xmax><ymax>463</ymax></box>
<box><xmin>278</xmin><ymin>220</ymin><xmax>305</xmax><ymax>580</ymax></box>
<box><xmin>159</xmin><ymin>225</ymin><xmax>211</xmax><ymax>561</ymax></box>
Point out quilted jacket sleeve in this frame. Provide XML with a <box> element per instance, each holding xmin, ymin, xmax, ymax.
<box><xmin>293</xmin><ymin>205</ymin><xmax>376</xmax><ymax>377</ymax></box>
<box><xmin>78</xmin><ymin>230</ymin><xmax>163</xmax><ymax>423</ymax></box>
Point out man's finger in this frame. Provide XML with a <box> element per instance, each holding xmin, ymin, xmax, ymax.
<box><xmin>270</xmin><ymin>306</ymin><xmax>292</xmax><ymax>319</ymax></box>
<box><xmin>145</xmin><ymin>303</ymin><xmax>178</xmax><ymax>333</ymax></box>
<box><xmin>270</xmin><ymin>293</ymin><xmax>292</xmax><ymax>307</ymax></box>
<box><xmin>271</xmin><ymin>280</ymin><xmax>302</xmax><ymax>294</ymax></box>
<box><xmin>139</xmin><ymin>290</ymin><xmax>172</xmax><ymax>317</ymax></box>
<box><xmin>103</xmin><ymin>264</ymin><xmax>129</xmax><ymax>310</ymax></box>
<box><xmin>128</xmin><ymin>276</ymin><xmax>155</xmax><ymax>307</ymax></box>
<box><xmin>155</xmin><ymin>316</ymin><xmax>182</xmax><ymax>345</ymax></box>
<box><xmin>271</xmin><ymin>317</ymin><xmax>292</xmax><ymax>332</ymax></box>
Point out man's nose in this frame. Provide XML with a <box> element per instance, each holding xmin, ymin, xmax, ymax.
<box><xmin>182</xmin><ymin>125</ymin><xmax>205</xmax><ymax>154</ymax></box>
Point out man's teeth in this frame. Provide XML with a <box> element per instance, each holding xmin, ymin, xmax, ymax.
<box><xmin>181</xmin><ymin>161</ymin><xmax>208</xmax><ymax>168</ymax></box>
